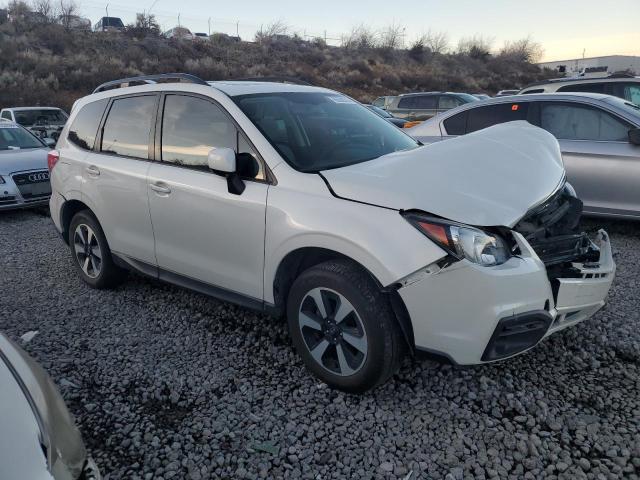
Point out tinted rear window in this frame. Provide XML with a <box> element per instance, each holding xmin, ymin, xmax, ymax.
<box><xmin>557</xmin><ymin>82</ymin><xmax>606</xmax><ymax>94</ymax></box>
<box><xmin>67</xmin><ymin>99</ymin><xmax>108</xmax><ymax>150</ymax></box>
<box><xmin>467</xmin><ymin>102</ymin><xmax>530</xmax><ymax>133</ymax></box>
<box><xmin>101</xmin><ymin>96</ymin><xmax>156</xmax><ymax>159</ymax></box>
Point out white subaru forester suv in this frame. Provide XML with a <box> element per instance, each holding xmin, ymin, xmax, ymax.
<box><xmin>49</xmin><ymin>74</ymin><xmax>615</xmax><ymax>393</ymax></box>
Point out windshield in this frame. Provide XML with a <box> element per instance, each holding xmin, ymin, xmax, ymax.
<box><xmin>233</xmin><ymin>92</ymin><xmax>418</xmax><ymax>172</ymax></box>
<box><xmin>13</xmin><ymin>109</ymin><xmax>68</xmax><ymax>126</ymax></box>
<box><xmin>603</xmin><ymin>96</ymin><xmax>640</xmax><ymax>122</ymax></box>
<box><xmin>0</xmin><ymin>124</ymin><xmax>44</xmax><ymax>150</ymax></box>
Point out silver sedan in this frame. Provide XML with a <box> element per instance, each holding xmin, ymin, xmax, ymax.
<box><xmin>0</xmin><ymin>120</ymin><xmax>53</xmax><ymax>210</ymax></box>
<box><xmin>408</xmin><ymin>93</ymin><xmax>640</xmax><ymax>220</ymax></box>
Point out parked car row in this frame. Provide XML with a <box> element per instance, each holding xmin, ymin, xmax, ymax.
<box><xmin>1</xmin><ymin>107</ymin><xmax>68</xmax><ymax>142</ymax></box>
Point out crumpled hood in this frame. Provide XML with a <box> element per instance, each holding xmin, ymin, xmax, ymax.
<box><xmin>0</xmin><ymin>148</ymin><xmax>49</xmax><ymax>175</ymax></box>
<box><xmin>321</xmin><ymin>121</ymin><xmax>565</xmax><ymax>227</ymax></box>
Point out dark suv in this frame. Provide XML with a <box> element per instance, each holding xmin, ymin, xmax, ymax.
<box><xmin>386</xmin><ymin>92</ymin><xmax>478</xmax><ymax>122</ymax></box>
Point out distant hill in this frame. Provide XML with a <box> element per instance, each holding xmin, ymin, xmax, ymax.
<box><xmin>0</xmin><ymin>19</ymin><xmax>553</xmax><ymax>111</ymax></box>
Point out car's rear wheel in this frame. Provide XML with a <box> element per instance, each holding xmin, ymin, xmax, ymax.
<box><xmin>68</xmin><ymin>211</ymin><xmax>126</xmax><ymax>289</ymax></box>
<box><xmin>287</xmin><ymin>259</ymin><xmax>405</xmax><ymax>393</ymax></box>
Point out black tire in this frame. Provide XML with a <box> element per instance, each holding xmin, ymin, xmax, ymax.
<box><xmin>287</xmin><ymin>259</ymin><xmax>405</xmax><ymax>393</ymax></box>
<box><xmin>68</xmin><ymin>210</ymin><xmax>126</xmax><ymax>289</ymax></box>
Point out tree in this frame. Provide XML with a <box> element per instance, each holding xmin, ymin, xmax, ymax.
<box><xmin>7</xmin><ymin>0</ymin><xmax>31</xmax><ymax>18</ymax></box>
<box><xmin>379</xmin><ymin>22</ymin><xmax>405</xmax><ymax>50</ymax></box>
<box><xmin>255</xmin><ymin>19</ymin><xmax>289</xmax><ymax>43</ymax></box>
<box><xmin>341</xmin><ymin>25</ymin><xmax>378</xmax><ymax>50</ymax></box>
<box><xmin>31</xmin><ymin>0</ymin><xmax>54</xmax><ymax>22</ymax></box>
<box><xmin>499</xmin><ymin>37</ymin><xmax>544</xmax><ymax>63</ymax></box>
<box><xmin>458</xmin><ymin>35</ymin><xmax>493</xmax><ymax>60</ymax></box>
<box><xmin>57</xmin><ymin>0</ymin><xmax>78</xmax><ymax>29</ymax></box>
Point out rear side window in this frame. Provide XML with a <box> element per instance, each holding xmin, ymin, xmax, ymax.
<box><xmin>521</xmin><ymin>88</ymin><xmax>544</xmax><ymax>94</ymax></box>
<box><xmin>101</xmin><ymin>96</ymin><xmax>156</xmax><ymax>159</ymax></box>
<box><xmin>466</xmin><ymin>103</ymin><xmax>530</xmax><ymax>133</ymax></box>
<box><xmin>413</xmin><ymin>95</ymin><xmax>437</xmax><ymax>109</ymax></box>
<box><xmin>610</xmin><ymin>82</ymin><xmax>640</xmax><ymax>105</ymax></box>
<box><xmin>557</xmin><ymin>82</ymin><xmax>606</xmax><ymax>94</ymax></box>
<box><xmin>67</xmin><ymin>99</ymin><xmax>108</xmax><ymax>150</ymax></box>
<box><xmin>438</xmin><ymin>96</ymin><xmax>462</xmax><ymax>109</ymax></box>
<box><xmin>1</xmin><ymin>111</ymin><xmax>11</xmax><ymax>120</ymax></box>
<box><xmin>397</xmin><ymin>97</ymin><xmax>415</xmax><ymax>109</ymax></box>
<box><xmin>540</xmin><ymin>102</ymin><xmax>631</xmax><ymax>141</ymax></box>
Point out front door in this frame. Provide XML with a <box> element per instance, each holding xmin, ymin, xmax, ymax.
<box><xmin>147</xmin><ymin>93</ymin><xmax>268</xmax><ymax>301</ymax></box>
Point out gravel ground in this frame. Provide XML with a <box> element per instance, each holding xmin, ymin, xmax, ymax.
<box><xmin>1</xmin><ymin>208</ymin><xmax>639</xmax><ymax>480</ymax></box>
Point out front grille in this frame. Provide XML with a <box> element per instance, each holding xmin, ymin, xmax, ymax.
<box><xmin>0</xmin><ymin>195</ymin><xmax>17</xmax><ymax>206</ymax></box>
<box><xmin>514</xmin><ymin>184</ymin><xmax>597</xmax><ymax>266</ymax></box>
<box><xmin>11</xmin><ymin>171</ymin><xmax>51</xmax><ymax>199</ymax></box>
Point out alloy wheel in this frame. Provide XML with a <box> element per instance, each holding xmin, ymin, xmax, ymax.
<box><xmin>298</xmin><ymin>287</ymin><xmax>368</xmax><ymax>376</ymax></box>
<box><xmin>73</xmin><ymin>224</ymin><xmax>102</xmax><ymax>278</ymax></box>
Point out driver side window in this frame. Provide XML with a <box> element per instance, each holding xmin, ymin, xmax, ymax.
<box><xmin>161</xmin><ymin>95</ymin><xmax>263</xmax><ymax>179</ymax></box>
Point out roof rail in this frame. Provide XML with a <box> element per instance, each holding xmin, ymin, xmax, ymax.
<box><xmin>227</xmin><ymin>76</ymin><xmax>312</xmax><ymax>86</ymax></box>
<box><xmin>93</xmin><ymin>73</ymin><xmax>208</xmax><ymax>93</ymax></box>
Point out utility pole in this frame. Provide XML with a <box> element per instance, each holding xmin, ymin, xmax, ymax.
<box><xmin>105</xmin><ymin>3</ymin><xmax>109</xmax><ymax>18</ymax></box>
<box><xmin>236</xmin><ymin>20</ymin><xmax>239</xmax><ymax>38</ymax></box>
<box><xmin>208</xmin><ymin>17</ymin><xmax>211</xmax><ymax>35</ymax></box>
<box><xmin>177</xmin><ymin>13</ymin><xmax>180</xmax><ymax>27</ymax></box>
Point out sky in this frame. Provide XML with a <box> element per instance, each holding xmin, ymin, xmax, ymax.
<box><xmin>71</xmin><ymin>0</ymin><xmax>640</xmax><ymax>61</ymax></box>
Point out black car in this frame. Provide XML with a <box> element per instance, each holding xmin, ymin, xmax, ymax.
<box><xmin>364</xmin><ymin>104</ymin><xmax>408</xmax><ymax>128</ymax></box>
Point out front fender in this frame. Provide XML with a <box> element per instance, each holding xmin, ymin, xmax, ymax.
<box><xmin>263</xmin><ymin>178</ymin><xmax>446</xmax><ymax>304</ymax></box>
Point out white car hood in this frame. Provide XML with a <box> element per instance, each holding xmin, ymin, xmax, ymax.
<box><xmin>321</xmin><ymin>121</ymin><xmax>565</xmax><ymax>227</ymax></box>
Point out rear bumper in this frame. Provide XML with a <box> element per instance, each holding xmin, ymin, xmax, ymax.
<box><xmin>399</xmin><ymin>229</ymin><xmax>615</xmax><ymax>365</ymax></box>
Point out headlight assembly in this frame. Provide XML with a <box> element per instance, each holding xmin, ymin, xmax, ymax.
<box><xmin>403</xmin><ymin>213</ymin><xmax>511</xmax><ymax>267</ymax></box>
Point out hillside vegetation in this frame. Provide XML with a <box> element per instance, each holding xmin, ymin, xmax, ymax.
<box><xmin>0</xmin><ymin>13</ymin><xmax>553</xmax><ymax>111</ymax></box>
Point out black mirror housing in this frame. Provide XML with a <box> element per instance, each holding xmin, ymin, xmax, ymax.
<box><xmin>629</xmin><ymin>128</ymin><xmax>640</xmax><ymax>146</ymax></box>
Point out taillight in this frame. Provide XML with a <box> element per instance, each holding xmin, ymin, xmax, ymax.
<box><xmin>47</xmin><ymin>150</ymin><xmax>60</xmax><ymax>171</ymax></box>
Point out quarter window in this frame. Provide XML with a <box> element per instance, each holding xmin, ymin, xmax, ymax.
<box><xmin>443</xmin><ymin>111</ymin><xmax>467</xmax><ymax>135</ymax></box>
<box><xmin>1</xmin><ymin>111</ymin><xmax>12</xmax><ymax>120</ymax></box>
<box><xmin>101</xmin><ymin>96</ymin><xmax>156</xmax><ymax>159</ymax></box>
<box><xmin>68</xmin><ymin>99</ymin><xmax>108</xmax><ymax>150</ymax></box>
<box><xmin>466</xmin><ymin>103</ymin><xmax>530</xmax><ymax>133</ymax></box>
<box><xmin>540</xmin><ymin>102</ymin><xmax>631</xmax><ymax>141</ymax></box>
<box><xmin>397</xmin><ymin>97</ymin><xmax>415</xmax><ymax>109</ymax></box>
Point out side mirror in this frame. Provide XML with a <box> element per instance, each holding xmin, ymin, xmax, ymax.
<box><xmin>207</xmin><ymin>147</ymin><xmax>245</xmax><ymax>195</ymax></box>
<box><xmin>629</xmin><ymin>128</ymin><xmax>640</xmax><ymax>146</ymax></box>
<box><xmin>207</xmin><ymin>147</ymin><xmax>236</xmax><ymax>173</ymax></box>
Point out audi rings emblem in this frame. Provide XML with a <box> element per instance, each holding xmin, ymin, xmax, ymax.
<box><xmin>28</xmin><ymin>172</ymin><xmax>49</xmax><ymax>182</ymax></box>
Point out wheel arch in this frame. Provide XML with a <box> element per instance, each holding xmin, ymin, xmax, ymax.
<box><xmin>60</xmin><ymin>199</ymin><xmax>94</xmax><ymax>244</ymax></box>
<box><xmin>269</xmin><ymin>247</ymin><xmax>416</xmax><ymax>353</ymax></box>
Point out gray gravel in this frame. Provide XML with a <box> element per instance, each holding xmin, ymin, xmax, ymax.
<box><xmin>1</xmin><ymin>208</ymin><xmax>639</xmax><ymax>479</ymax></box>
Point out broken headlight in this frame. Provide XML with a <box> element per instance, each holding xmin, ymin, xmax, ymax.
<box><xmin>404</xmin><ymin>214</ymin><xmax>511</xmax><ymax>266</ymax></box>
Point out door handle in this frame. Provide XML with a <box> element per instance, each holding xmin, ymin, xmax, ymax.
<box><xmin>150</xmin><ymin>182</ymin><xmax>171</xmax><ymax>195</ymax></box>
<box><xmin>86</xmin><ymin>165</ymin><xmax>100</xmax><ymax>177</ymax></box>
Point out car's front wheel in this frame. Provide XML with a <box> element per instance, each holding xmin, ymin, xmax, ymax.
<box><xmin>68</xmin><ymin>210</ymin><xmax>126</xmax><ymax>289</ymax></box>
<box><xmin>287</xmin><ymin>259</ymin><xmax>406</xmax><ymax>393</ymax></box>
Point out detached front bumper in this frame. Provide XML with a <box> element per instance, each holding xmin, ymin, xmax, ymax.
<box><xmin>399</xmin><ymin>230</ymin><xmax>615</xmax><ymax>365</ymax></box>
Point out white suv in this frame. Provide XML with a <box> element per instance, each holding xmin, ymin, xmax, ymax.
<box><xmin>49</xmin><ymin>74</ymin><xmax>615</xmax><ymax>392</ymax></box>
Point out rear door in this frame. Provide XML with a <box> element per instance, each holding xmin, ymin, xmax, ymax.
<box><xmin>82</xmin><ymin>94</ymin><xmax>158</xmax><ymax>265</ymax></box>
<box><xmin>536</xmin><ymin>101</ymin><xmax>640</xmax><ymax>216</ymax></box>
<box><xmin>147</xmin><ymin>93</ymin><xmax>268</xmax><ymax>302</ymax></box>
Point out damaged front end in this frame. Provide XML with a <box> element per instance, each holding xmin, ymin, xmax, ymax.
<box><xmin>512</xmin><ymin>182</ymin><xmax>615</xmax><ymax>329</ymax></box>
